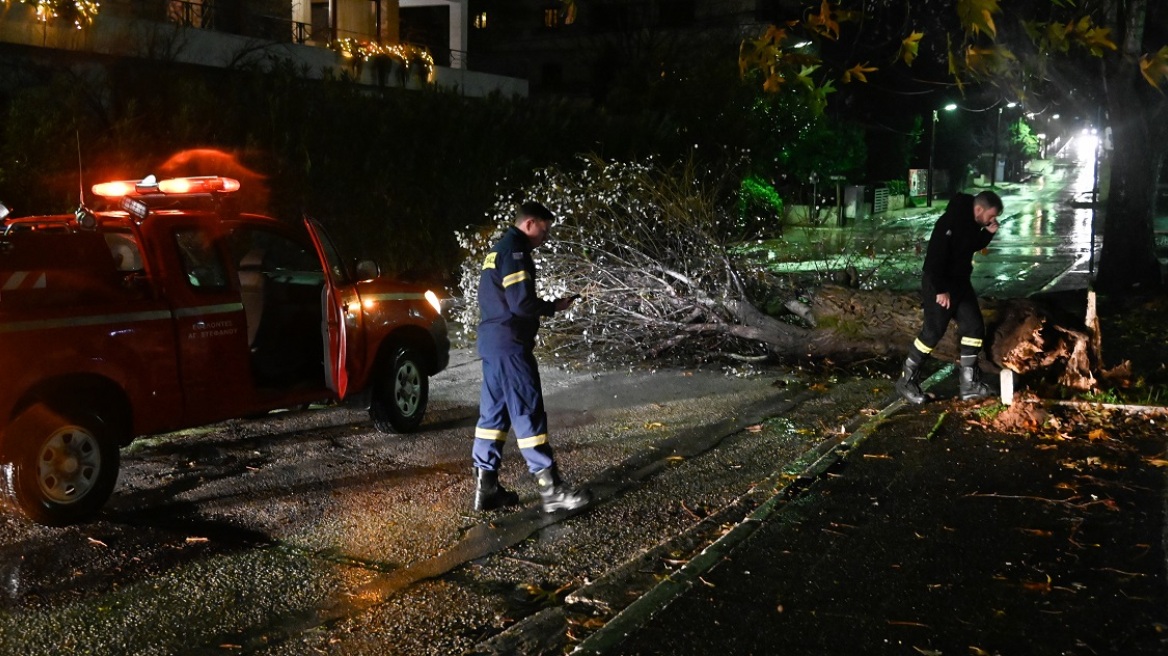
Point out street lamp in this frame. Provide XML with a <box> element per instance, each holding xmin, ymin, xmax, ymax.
<box><xmin>927</xmin><ymin>103</ymin><xmax>957</xmax><ymax>207</ymax></box>
<box><xmin>990</xmin><ymin>102</ymin><xmax>1017</xmax><ymax>186</ymax></box>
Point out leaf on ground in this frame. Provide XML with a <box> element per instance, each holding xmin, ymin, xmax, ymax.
<box><xmin>645</xmin><ymin>421</ymin><xmax>666</xmax><ymax>429</ymax></box>
<box><xmin>1018</xmin><ymin>528</ymin><xmax>1053</xmax><ymax>537</ymax></box>
<box><xmin>566</xmin><ymin>616</ymin><xmax>607</xmax><ymax>630</ymax></box>
<box><xmin>1087</xmin><ymin>428</ymin><xmax>1108</xmax><ymax>441</ymax></box>
<box><xmin>1144</xmin><ymin>457</ymin><xmax>1168</xmax><ymax>468</ymax></box>
<box><xmin>1022</xmin><ymin>574</ymin><xmax>1052</xmax><ymax>593</ymax></box>
<box><xmin>746</xmin><ymin>424</ymin><xmax>765</xmax><ymax>432</ymax></box>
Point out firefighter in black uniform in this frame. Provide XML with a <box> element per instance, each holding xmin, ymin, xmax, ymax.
<box><xmin>472</xmin><ymin>201</ymin><xmax>591</xmax><ymax>513</ymax></box>
<box><xmin>896</xmin><ymin>190</ymin><xmax>1003</xmax><ymax>403</ymax></box>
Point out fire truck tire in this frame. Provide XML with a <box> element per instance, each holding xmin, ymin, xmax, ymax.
<box><xmin>370</xmin><ymin>346</ymin><xmax>429</xmax><ymax>434</ymax></box>
<box><xmin>0</xmin><ymin>403</ymin><xmax>120</xmax><ymax>526</ymax></box>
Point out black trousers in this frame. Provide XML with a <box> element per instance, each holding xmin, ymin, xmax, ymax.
<box><xmin>909</xmin><ymin>280</ymin><xmax>985</xmax><ymax>363</ymax></box>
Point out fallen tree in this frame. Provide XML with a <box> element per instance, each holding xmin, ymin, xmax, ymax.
<box><xmin>456</xmin><ymin>157</ymin><xmax>1125</xmax><ymax>392</ymax></box>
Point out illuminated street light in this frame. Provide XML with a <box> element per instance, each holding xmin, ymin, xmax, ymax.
<box><xmin>927</xmin><ymin>103</ymin><xmax>958</xmax><ymax>207</ymax></box>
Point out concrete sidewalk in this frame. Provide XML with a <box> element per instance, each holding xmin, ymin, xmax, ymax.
<box><xmin>580</xmin><ymin>384</ymin><xmax>1168</xmax><ymax>655</ymax></box>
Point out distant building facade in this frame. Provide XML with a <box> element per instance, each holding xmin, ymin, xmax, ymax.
<box><xmin>422</xmin><ymin>0</ymin><xmax>774</xmax><ymax>98</ymax></box>
<box><xmin>0</xmin><ymin>0</ymin><xmax>525</xmax><ymax>96</ymax></box>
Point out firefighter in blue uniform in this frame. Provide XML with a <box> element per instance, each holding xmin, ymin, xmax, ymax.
<box><xmin>472</xmin><ymin>201</ymin><xmax>591</xmax><ymax>513</ymax></box>
<box><xmin>896</xmin><ymin>190</ymin><xmax>1003</xmax><ymax>403</ymax></box>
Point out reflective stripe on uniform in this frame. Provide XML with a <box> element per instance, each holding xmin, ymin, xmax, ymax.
<box><xmin>913</xmin><ymin>338</ymin><xmax>934</xmax><ymax>354</ymax></box>
<box><xmin>502</xmin><ymin>271</ymin><xmax>529</xmax><ymax>288</ymax></box>
<box><xmin>475</xmin><ymin>427</ymin><xmax>508</xmax><ymax>441</ymax></box>
<box><xmin>517</xmin><ymin>434</ymin><xmax>548</xmax><ymax>449</ymax></box>
<box><xmin>960</xmin><ymin>336</ymin><xmax>983</xmax><ymax>347</ymax></box>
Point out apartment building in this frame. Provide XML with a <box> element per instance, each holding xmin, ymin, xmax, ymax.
<box><xmin>0</xmin><ymin>0</ymin><xmax>525</xmax><ymax>96</ymax></box>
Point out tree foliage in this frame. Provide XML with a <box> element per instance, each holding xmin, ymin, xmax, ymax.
<box><xmin>456</xmin><ymin>156</ymin><xmax>806</xmax><ymax>364</ymax></box>
<box><xmin>740</xmin><ymin>0</ymin><xmax>1167</xmax><ymax>294</ymax></box>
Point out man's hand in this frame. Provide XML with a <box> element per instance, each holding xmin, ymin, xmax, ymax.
<box><xmin>553</xmin><ymin>294</ymin><xmax>580</xmax><ymax>312</ymax></box>
<box><xmin>986</xmin><ymin>219</ymin><xmax>1000</xmax><ymax>234</ymax></box>
<box><xmin>935</xmin><ymin>292</ymin><xmax>951</xmax><ymax>309</ymax></box>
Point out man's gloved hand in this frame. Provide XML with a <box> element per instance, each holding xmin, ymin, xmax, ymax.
<box><xmin>553</xmin><ymin>294</ymin><xmax>580</xmax><ymax>312</ymax></box>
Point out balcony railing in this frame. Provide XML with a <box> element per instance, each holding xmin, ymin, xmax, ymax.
<box><xmin>101</xmin><ymin>0</ymin><xmax>392</xmax><ymax>49</ymax></box>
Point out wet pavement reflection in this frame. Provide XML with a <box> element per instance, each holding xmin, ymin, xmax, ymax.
<box><xmin>757</xmin><ymin>137</ymin><xmax>1108</xmax><ymax>297</ymax></box>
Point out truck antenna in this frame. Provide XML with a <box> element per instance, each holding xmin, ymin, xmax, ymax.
<box><xmin>76</xmin><ymin>129</ymin><xmax>86</xmax><ymax>206</ymax></box>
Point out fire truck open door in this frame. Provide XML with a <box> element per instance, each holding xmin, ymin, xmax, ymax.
<box><xmin>304</xmin><ymin>218</ymin><xmax>353</xmax><ymax>400</ymax></box>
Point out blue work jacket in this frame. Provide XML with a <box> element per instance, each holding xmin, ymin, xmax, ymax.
<box><xmin>477</xmin><ymin>226</ymin><xmax>555</xmax><ymax>356</ymax></box>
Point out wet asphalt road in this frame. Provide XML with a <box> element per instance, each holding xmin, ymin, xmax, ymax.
<box><xmin>0</xmin><ymin>143</ymin><xmax>1114</xmax><ymax>655</ymax></box>
<box><xmin>0</xmin><ymin>352</ymin><xmax>851</xmax><ymax>655</ymax></box>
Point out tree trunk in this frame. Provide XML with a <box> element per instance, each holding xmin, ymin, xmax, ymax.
<box><xmin>1096</xmin><ymin>0</ymin><xmax>1164</xmax><ymax>294</ymax></box>
<box><xmin>762</xmin><ymin>286</ymin><xmax>1115</xmax><ymax>391</ymax></box>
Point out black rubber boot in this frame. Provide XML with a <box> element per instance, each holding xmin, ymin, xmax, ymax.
<box><xmin>894</xmin><ymin>356</ymin><xmax>927</xmax><ymax>404</ymax></box>
<box><xmin>959</xmin><ymin>365</ymin><xmax>994</xmax><ymax>401</ymax></box>
<box><xmin>473</xmin><ymin>468</ymin><xmax>519</xmax><ymax>511</ymax></box>
<box><xmin>533</xmin><ymin>466</ymin><xmax>591</xmax><ymax>513</ymax></box>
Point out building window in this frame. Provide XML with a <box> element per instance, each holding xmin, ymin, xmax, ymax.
<box><xmin>544</xmin><ymin>7</ymin><xmax>560</xmax><ymax>28</ymax></box>
<box><xmin>473</xmin><ymin>12</ymin><xmax>488</xmax><ymax>29</ymax></box>
<box><xmin>168</xmin><ymin>0</ymin><xmax>213</xmax><ymax>29</ymax></box>
<box><xmin>310</xmin><ymin>0</ymin><xmax>330</xmax><ymax>41</ymax></box>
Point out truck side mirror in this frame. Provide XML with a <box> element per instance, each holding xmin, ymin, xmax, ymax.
<box><xmin>355</xmin><ymin>259</ymin><xmax>380</xmax><ymax>281</ymax></box>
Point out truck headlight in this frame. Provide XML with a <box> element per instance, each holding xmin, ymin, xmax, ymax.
<box><xmin>425</xmin><ymin>290</ymin><xmax>442</xmax><ymax>315</ymax></box>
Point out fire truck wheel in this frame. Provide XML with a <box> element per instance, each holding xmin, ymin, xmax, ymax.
<box><xmin>0</xmin><ymin>403</ymin><xmax>120</xmax><ymax>526</ymax></box>
<box><xmin>370</xmin><ymin>346</ymin><xmax>429</xmax><ymax>434</ymax></box>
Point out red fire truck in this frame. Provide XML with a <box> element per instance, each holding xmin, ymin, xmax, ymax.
<box><xmin>0</xmin><ymin>176</ymin><xmax>449</xmax><ymax>525</ymax></box>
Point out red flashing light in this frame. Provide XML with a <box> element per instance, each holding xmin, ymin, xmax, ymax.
<box><xmin>157</xmin><ymin>178</ymin><xmax>193</xmax><ymax>194</ymax></box>
<box><xmin>91</xmin><ymin>176</ymin><xmax>242</xmax><ymax>198</ymax></box>
<box><xmin>158</xmin><ymin>176</ymin><xmax>241</xmax><ymax>194</ymax></box>
<box><xmin>91</xmin><ymin>180</ymin><xmax>138</xmax><ymax>198</ymax></box>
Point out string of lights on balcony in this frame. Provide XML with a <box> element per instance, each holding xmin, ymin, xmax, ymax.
<box><xmin>330</xmin><ymin>38</ymin><xmax>436</xmax><ymax>83</ymax></box>
<box><xmin>11</xmin><ymin>0</ymin><xmax>100</xmax><ymax>29</ymax></box>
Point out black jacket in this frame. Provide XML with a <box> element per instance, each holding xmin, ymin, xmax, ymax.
<box><xmin>477</xmin><ymin>226</ymin><xmax>555</xmax><ymax>357</ymax></box>
<box><xmin>922</xmin><ymin>193</ymin><xmax>995</xmax><ymax>294</ymax></box>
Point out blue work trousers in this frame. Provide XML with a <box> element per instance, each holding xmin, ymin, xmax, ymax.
<box><xmin>473</xmin><ymin>351</ymin><xmax>555</xmax><ymax>473</ymax></box>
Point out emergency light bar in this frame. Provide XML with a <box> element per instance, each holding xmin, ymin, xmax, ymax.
<box><xmin>91</xmin><ymin>176</ymin><xmax>241</xmax><ymax>199</ymax></box>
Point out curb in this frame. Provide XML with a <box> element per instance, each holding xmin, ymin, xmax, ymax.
<box><xmin>563</xmin><ymin>365</ymin><xmax>955</xmax><ymax>655</ymax></box>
